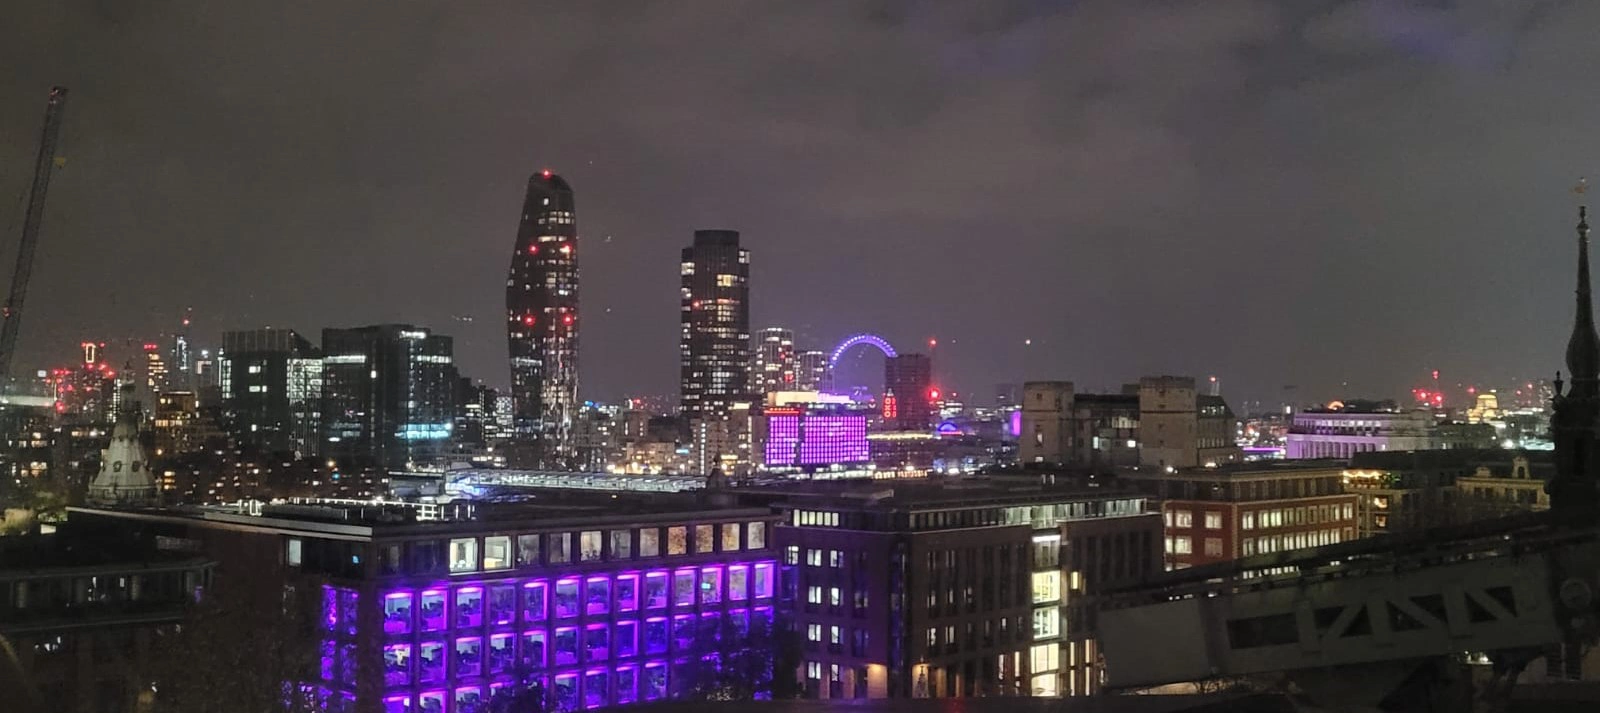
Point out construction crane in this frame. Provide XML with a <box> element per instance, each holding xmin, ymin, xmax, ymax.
<box><xmin>0</xmin><ymin>86</ymin><xmax>68</xmax><ymax>393</ymax></box>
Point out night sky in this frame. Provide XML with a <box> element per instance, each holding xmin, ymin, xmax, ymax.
<box><xmin>2</xmin><ymin>1</ymin><xmax>1596</xmax><ymax>411</ymax></box>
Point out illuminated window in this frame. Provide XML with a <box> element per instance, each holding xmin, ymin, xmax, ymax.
<box><xmin>483</xmin><ymin>536</ymin><xmax>510</xmax><ymax>570</ymax></box>
<box><xmin>667</xmin><ymin>527</ymin><xmax>687</xmax><ymax>556</ymax></box>
<box><xmin>449</xmin><ymin>538</ymin><xmax>478</xmax><ymax>573</ymax></box>
<box><xmin>695</xmin><ymin>525</ymin><xmax>714</xmax><ymax>553</ymax></box>
<box><xmin>1241</xmin><ymin>512</ymin><xmax>1255</xmax><ymax>530</ymax></box>
<box><xmin>1173</xmin><ymin>510</ymin><xmax>1193</xmax><ymax>528</ymax></box>
<box><xmin>1204</xmin><ymin>538</ymin><xmax>1223</xmax><ymax>557</ymax></box>
<box><xmin>640</xmin><ymin>528</ymin><xmax>660</xmax><ymax>557</ymax></box>
<box><xmin>1031</xmin><ymin>571</ymin><xmax>1061</xmax><ymax>604</ymax></box>
<box><xmin>721</xmin><ymin>523</ymin><xmax>741</xmax><ymax>552</ymax></box>
<box><xmin>580</xmin><ymin>531</ymin><xmax>603</xmax><ymax>562</ymax></box>
<box><xmin>749</xmin><ymin>522</ymin><xmax>766</xmax><ymax>549</ymax></box>
<box><xmin>673</xmin><ymin>570</ymin><xmax>696</xmax><ymax>607</ymax></box>
<box><xmin>1173</xmin><ymin>536</ymin><xmax>1192</xmax><ymax>555</ymax></box>
<box><xmin>1204</xmin><ymin>512</ymin><xmax>1222</xmax><ymax>530</ymax></box>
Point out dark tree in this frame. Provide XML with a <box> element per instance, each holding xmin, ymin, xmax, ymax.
<box><xmin>145</xmin><ymin>587</ymin><xmax>328</xmax><ymax>713</ymax></box>
<box><xmin>678</xmin><ymin>610</ymin><xmax>801</xmax><ymax>701</ymax></box>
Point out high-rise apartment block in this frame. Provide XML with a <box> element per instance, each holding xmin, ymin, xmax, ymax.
<box><xmin>752</xmin><ymin>328</ymin><xmax>796</xmax><ymax>397</ymax></box>
<box><xmin>679</xmin><ymin>230</ymin><xmax>751</xmax><ymax>421</ymax></box>
<box><xmin>507</xmin><ymin>170</ymin><xmax>580</xmax><ymax>468</ymax></box>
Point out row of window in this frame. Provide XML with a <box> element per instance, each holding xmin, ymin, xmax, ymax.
<box><xmin>343</xmin><ymin>521</ymin><xmax>768</xmax><ymax>577</ymax></box>
<box><xmin>803</xmin><ymin>622</ymin><xmax>870</xmax><ymax>656</ymax></box>
<box><xmin>922</xmin><ymin>615</ymin><xmax>1029</xmax><ymax>655</ymax></box>
<box><xmin>353</xmin><ymin>567</ymin><xmax>776</xmax><ymax>638</ymax></box>
<box><xmin>1241</xmin><ymin>529</ymin><xmax>1347</xmax><ymax>556</ymax></box>
<box><xmin>1242</xmin><ymin>503</ymin><xmax>1354</xmax><ymax>530</ymax></box>
<box><xmin>367</xmin><ymin>663</ymin><xmax>670</xmax><ymax>713</ymax></box>
<box><xmin>368</xmin><ymin>610</ymin><xmax>772</xmax><ymax>688</ymax></box>
<box><xmin>1165</xmin><ymin>503</ymin><xmax>1356</xmax><ymax>532</ymax></box>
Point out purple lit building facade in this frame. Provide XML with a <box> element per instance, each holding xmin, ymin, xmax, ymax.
<box><xmin>68</xmin><ymin>500</ymin><xmax>779</xmax><ymax>713</ymax></box>
<box><xmin>763</xmin><ymin>405</ymin><xmax>870</xmax><ymax>475</ymax></box>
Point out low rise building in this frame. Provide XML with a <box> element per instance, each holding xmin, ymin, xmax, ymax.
<box><xmin>1019</xmin><ymin>377</ymin><xmax>1240</xmax><ymax>470</ymax></box>
<box><xmin>755</xmin><ymin>479</ymin><xmax>1160</xmax><ymax>700</ymax></box>
<box><xmin>1120</xmin><ymin>462</ymin><xmax>1359</xmax><ymax>569</ymax></box>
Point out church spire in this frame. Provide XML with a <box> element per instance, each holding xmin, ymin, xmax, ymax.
<box><xmin>1567</xmin><ymin>203</ymin><xmax>1600</xmax><ymax>397</ymax></box>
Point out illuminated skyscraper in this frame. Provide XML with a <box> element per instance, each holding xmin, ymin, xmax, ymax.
<box><xmin>795</xmin><ymin>350</ymin><xmax>829</xmax><ymax>392</ymax></box>
<box><xmin>679</xmin><ymin>230</ymin><xmax>750</xmax><ymax>420</ymax></box>
<box><xmin>752</xmin><ymin>327</ymin><xmax>796</xmax><ymax>397</ymax></box>
<box><xmin>322</xmin><ymin>325</ymin><xmax>457</xmax><ymax>469</ymax></box>
<box><xmin>506</xmin><ymin>170</ymin><xmax>580</xmax><ymax>468</ymax></box>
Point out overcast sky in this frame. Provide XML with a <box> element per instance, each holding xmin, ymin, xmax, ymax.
<box><xmin>2</xmin><ymin>1</ymin><xmax>1596</xmax><ymax>410</ymax></box>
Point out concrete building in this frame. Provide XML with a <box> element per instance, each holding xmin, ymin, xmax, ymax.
<box><xmin>1019</xmin><ymin>377</ymin><xmax>1240</xmax><ymax>469</ymax></box>
<box><xmin>1284</xmin><ymin>407</ymin><xmax>1434</xmax><ymax>459</ymax></box>
<box><xmin>66</xmin><ymin>491</ymin><xmax>780</xmax><ymax>712</ymax></box>
<box><xmin>1119</xmin><ymin>462</ymin><xmax>1359</xmax><ymax>569</ymax></box>
<box><xmin>760</xmin><ymin>479</ymin><xmax>1160</xmax><ymax>699</ymax></box>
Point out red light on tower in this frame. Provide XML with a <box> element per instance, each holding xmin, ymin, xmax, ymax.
<box><xmin>563</xmin><ymin>315</ymin><xmax>574</xmax><ymax>326</ymax></box>
<box><xmin>528</xmin><ymin>245</ymin><xmax>538</xmax><ymax>255</ymax></box>
<box><xmin>522</xmin><ymin>315</ymin><xmax>536</xmax><ymax>326</ymax></box>
<box><xmin>928</xmin><ymin>338</ymin><xmax>938</xmax><ymax>349</ymax></box>
<box><xmin>928</xmin><ymin>388</ymin><xmax>941</xmax><ymax>401</ymax></box>
<box><xmin>541</xmin><ymin>170</ymin><xmax>552</xmax><ymax>178</ymax></box>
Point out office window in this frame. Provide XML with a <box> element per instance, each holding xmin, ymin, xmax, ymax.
<box><xmin>807</xmin><ymin>586</ymin><xmax>822</xmax><ymax>605</ymax></box>
<box><xmin>640</xmin><ymin>528</ymin><xmax>660</xmax><ymax>558</ymax></box>
<box><xmin>828</xmin><ymin>550</ymin><xmax>843</xmax><ymax>568</ymax></box>
<box><xmin>807</xmin><ymin>623</ymin><xmax>822</xmax><ymax>642</ymax></box>
<box><xmin>667</xmin><ymin>527</ymin><xmax>687</xmax><ymax>556</ymax></box>
<box><xmin>483</xmin><ymin>536</ymin><xmax>510</xmax><ymax>570</ymax></box>
<box><xmin>1174</xmin><ymin>510</ymin><xmax>1193</xmax><ymax>528</ymax></box>
<box><xmin>609</xmin><ymin>530</ymin><xmax>632</xmax><ymax>560</ymax></box>
<box><xmin>749</xmin><ymin>521</ymin><xmax>766</xmax><ymax>549</ymax></box>
<box><xmin>830</xmin><ymin>625</ymin><xmax>841</xmax><ymax>645</ymax></box>
<box><xmin>673</xmin><ymin>570</ymin><xmax>696</xmax><ymax>607</ymax></box>
<box><xmin>548</xmin><ymin>533</ymin><xmax>571</xmax><ymax>564</ymax></box>
<box><xmin>806</xmin><ymin>549</ymin><xmax>823</xmax><ymax>567</ymax></box>
<box><xmin>695</xmin><ymin>525</ymin><xmax>714</xmax><ymax>553</ymax></box>
<box><xmin>829</xmin><ymin>587</ymin><xmax>841</xmax><ymax>607</ymax></box>
<box><xmin>287</xmin><ymin>538</ymin><xmax>303</xmax><ymax>567</ymax></box>
<box><xmin>580</xmin><ymin>531</ymin><xmax>603</xmax><ymax>562</ymax></box>
<box><xmin>449</xmin><ymin>538</ymin><xmax>478</xmax><ymax>573</ymax></box>
<box><xmin>721</xmin><ymin>523</ymin><xmax>741</xmax><ymax>552</ymax></box>
<box><xmin>1204</xmin><ymin>538</ymin><xmax>1223</xmax><ymax>557</ymax></box>
<box><xmin>1173</xmin><ymin>536</ymin><xmax>1192</xmax><ymax>555</ymax></box>
<box><xmin>1243</xmin><ymin>538</ymin><xmax>1257</xmax><ymax>556</ymax></box>
<box><xmin>1032</xmin><ymin>608</ymin><xmax>1060</xmax><ymax>638</ymax></box>
<box><xmin>516</xmin><ymin>534</ymin><xmax>540</xmax><ymax>566</ymax></box>
<box><xmin>1204</xmin><ymin>512</ymin><xmax>1222</xmax><ymax>530</ymax></box>
<box><xmin>784</xmin><ymin>545</ymin><xmax>800</xmax><ymax>565</ymax></box>
<box><xmin>1241</xmin><ymin>512</ymin><xmax>1255</xmax><ymax>531</ymax></box>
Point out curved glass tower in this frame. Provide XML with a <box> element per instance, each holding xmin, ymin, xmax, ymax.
<box><xmin>506</xmin><ymin>170</ymin><xmax>579</xmax><ymax>468</ymax></box>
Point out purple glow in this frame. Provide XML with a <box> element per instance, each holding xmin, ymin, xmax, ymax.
<box><xmin>764</xmin><ymin>412</ymin><xmax>869</xmax><ymax>467</ymax></box>
<box><xmin>366</xmin><ymin>558</ymin><xmax>776</xmax><ymax>708</ymax></box>
<box><xmin>829</xmin><ymin>333</ymin><xmax>897</xmax><ymax>368</ymax></box>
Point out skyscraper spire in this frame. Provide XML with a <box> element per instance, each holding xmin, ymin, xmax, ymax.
<box><xmin>1567</xmin><ymin>204</ymin><xmax>1600</xmax><ymax>397</ymax></box>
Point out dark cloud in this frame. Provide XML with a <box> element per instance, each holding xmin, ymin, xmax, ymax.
<box><xmin>0</xmin><ymin>0</ymin><xmax>1592</xmax><ymax>409</ymax></box>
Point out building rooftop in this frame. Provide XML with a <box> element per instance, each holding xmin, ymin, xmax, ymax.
<box><xmin>741</xmin><ymin>476</ymin><xmax>1145</xmax><ymax>511</ymax></box>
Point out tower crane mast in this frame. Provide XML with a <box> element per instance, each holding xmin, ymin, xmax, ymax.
<box><xmin>0</xmin><ymin>86</ymin><xmax>68</xmax><ymax>392</ymax></box>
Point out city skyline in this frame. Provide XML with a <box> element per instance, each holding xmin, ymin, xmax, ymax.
<box><xmin>5</xmin><ymin>3</ymin><xmax>1600</xmax><ymax>410</ymax></box>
